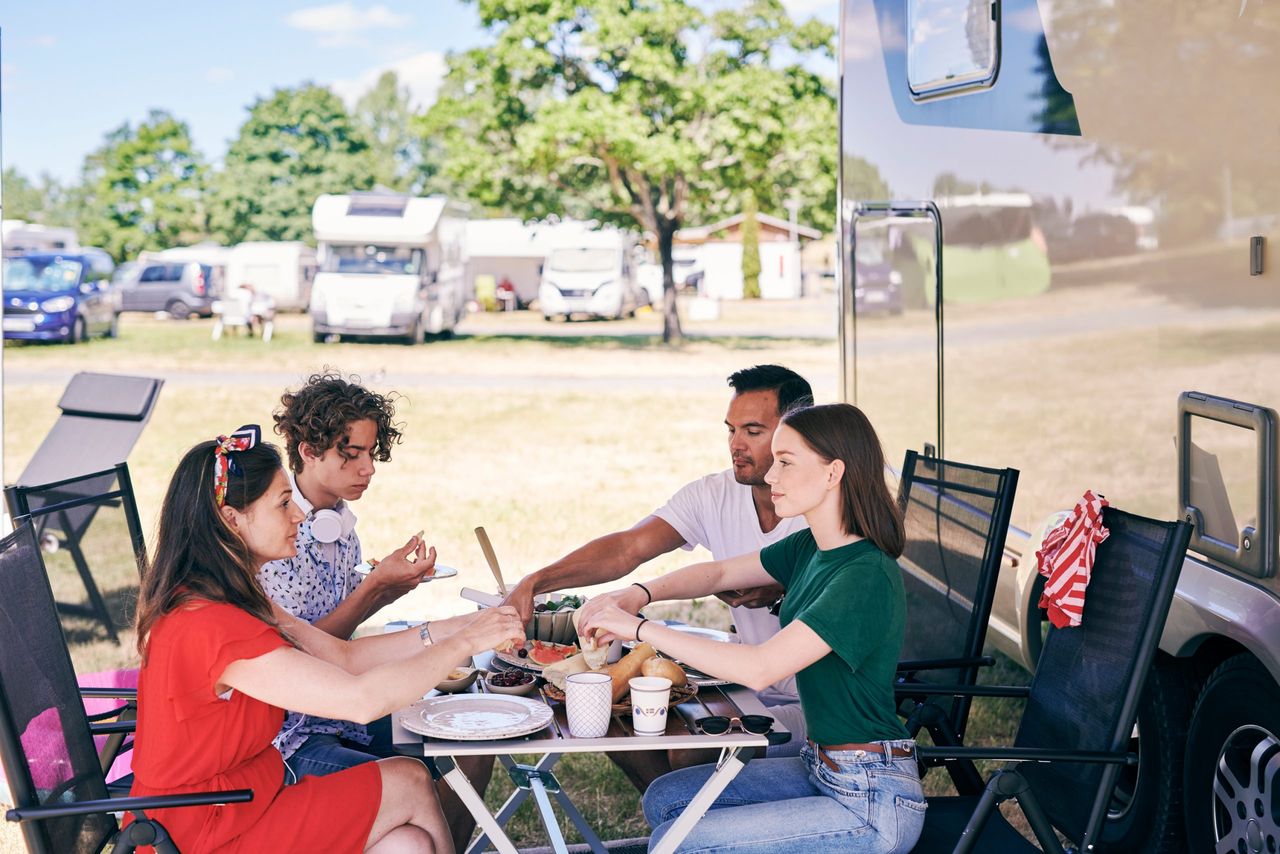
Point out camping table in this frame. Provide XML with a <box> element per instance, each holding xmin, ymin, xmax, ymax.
<box><xmin>392</xmin><ymin>680</ymin><xmax>790</xmax><ymax>854</ymax></box>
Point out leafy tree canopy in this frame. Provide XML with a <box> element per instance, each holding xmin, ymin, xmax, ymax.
<box><xmin>423</xmin><ymin>0</ymin><xmax>838</xmax><ymax>342</ymax></box>
<box><xmin>76</xmin><ymin>109</ymin><xmax>204</xmax><ymax>262</ymax></box>
<box><xmin>210</xmin><ymin>84</ymin><xmax>376</xmax><ymax>245</ymax></box>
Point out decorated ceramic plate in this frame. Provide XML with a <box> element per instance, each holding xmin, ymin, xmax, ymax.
<box><xmin>493</xmin><ymin>640</ymin><xmax>578</xmax><ymax>672</ymax></box>
<box><xmin>399</xmin><ymin>695</ymin><xmax>553</xmax><ymax>740</ymax></box>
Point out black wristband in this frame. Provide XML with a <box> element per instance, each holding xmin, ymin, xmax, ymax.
<box><xmin>636</xmin><ymin>617</ymin><xmax>650</xmax><ymax>642</ymax></box>
<box><xmin>632</xmin><ymin>582</ymin><xmax>653</xmax><ymax>605</ymax></box>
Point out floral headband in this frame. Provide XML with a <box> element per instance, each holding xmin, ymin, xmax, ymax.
<box><xmin>213</xmin><ymin>425</ymin><xmax>261</xmax><ymax>506</ymax></box>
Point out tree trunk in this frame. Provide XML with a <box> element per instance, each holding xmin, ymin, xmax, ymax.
<box><xmin>658</xmin><ymin>221</ymin><xmax>683</xmax><ymax>345</ymax></box>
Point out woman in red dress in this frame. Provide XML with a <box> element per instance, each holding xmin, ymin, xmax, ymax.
<box><xmin>130</xmin><ymin>426</ymin><xmax>523</xmax><ymax>852</ymax></box>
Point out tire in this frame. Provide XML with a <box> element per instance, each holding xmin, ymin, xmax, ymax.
<box><xmin>1096</xmin><ymin>654</ymin><xmax>1193</xmax><ymax>853</ymax></box>
<box><xmin>106</xmin><ymin>313</ymin><xmax>120</xmax><ymax>339</ymax></box>
<box><xmin>68</xmin><ymin>316</ymin><xmax>88</xmax><ymax>344</ymax></box>
<box><xmin>313</xmin><ymin>331</ymin><xmax>327</xmax><ymax>344</ymax></box>
<box><xmin>166</xmin><ymin>300</ymin><xmax>192</xmax><ymax>320</ymax></box>
<box><xmin>1184</xmin><ymin>654</ymin><xmax>1280</xmax><ymax>854</ymax></box>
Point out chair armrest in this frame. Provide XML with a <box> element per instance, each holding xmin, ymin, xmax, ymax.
<box><xmin>896</xmin><ymin>655</ymin><xmax>995</xmax><ymax>673</ymax></box>
<box><xmin>893</xmin><ymin>683</ymin><xmax>1031</xmax><ymax>699</ymax></box>
<box><xmin>80</xmin><ymin>688</ymin><xmax>137</xmax><ymax>700</ymax></box>
<box><xmin>90</xmin><ymin>721</ymin><xmax>138</xmax><ymax>735</ymax></box>
<box><xmin>915</xmin><ymin>745</ymin><xmax>1136</xmax><ymax>765</ymax></box>
<box><xmin>86</xmin><ymin>703</ymin><xmax>135</xmax><ymax>724</ymax></box>
<box><xmin>6</xmin><ymin>789</ymin><xmax>253</xmax><ymax>822</ymax></box>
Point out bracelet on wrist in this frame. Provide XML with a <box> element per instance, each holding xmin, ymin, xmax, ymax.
<box><xmin>418</xmin><ymin>621</ymin><xmax>434</xmax><ymax>647</ymax></box>
<box><xmin>635</xmin><ymin>617</ymin><xmax>650</xmax><ymax>642</ymax></box>
<box><xmin>632</xmin><ymin>582</ymin><xmax>653</xmax><ymax>605</ymax></box>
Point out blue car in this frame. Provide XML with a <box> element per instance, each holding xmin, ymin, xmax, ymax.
<box><xmin>2</xmin><ymin>251</ymin><xmax>120</xmax><ymax>343</ymax></box>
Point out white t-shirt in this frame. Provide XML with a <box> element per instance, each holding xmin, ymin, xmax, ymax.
<box><xmin>652</xmin><ymin>469</ymin><xmax>808</xmax><ymax>702</ymax></box>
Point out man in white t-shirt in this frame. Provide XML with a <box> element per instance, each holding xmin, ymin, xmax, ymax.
<box><xmin>504</xmin><ymin>364</ymin><xmax>813</xmax><ymax>787</ymax></box>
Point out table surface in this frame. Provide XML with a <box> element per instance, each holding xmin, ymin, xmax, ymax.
<box><xmin>392</xmin><ymin>681</ymin><xmax>789</xmax><ymax>758</ymax></box>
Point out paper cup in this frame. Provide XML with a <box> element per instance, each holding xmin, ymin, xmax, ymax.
<box><xmin>628</xmin><ymin>676</ymin><xmax>672</xmax><ymax>736</ymax></box>
<box><xmin>565</xmin><ymin>672</ymin><xmax>612</xmax><ymax>738</ymax></box>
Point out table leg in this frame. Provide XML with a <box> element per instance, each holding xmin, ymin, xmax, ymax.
<box><xmin>525</xmin><ymin>771</ymin><xmax>570</xmax><ymax>854</ymax></box>
<box><xmin>435</xmin><ymin>756</ymin><xmax>519</xmax><ymax>854</ymax></box>
<box><xmin>469</xmin><ymin>754</ymin><xmax>561</xmax><ymax>854</ymax></box>
<box><xmin>547</xmin><ymin>788</ymin><xmax>609</xmax><ymax>854</ymax></box>
<box><xmin>649</xmin><ymin>747</ymin><xmax>753</xmax><ymax>854</ymax></box>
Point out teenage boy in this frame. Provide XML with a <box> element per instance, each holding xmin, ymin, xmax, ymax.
<box><xmin>504</xmin><ymin>364</ymin><xmax>814</xmax><ymax>789</ymax></box>
<box><xmin>258</xmin><ymin>370</ymin><xmax>492</xmax><ymax>852</ymax></box>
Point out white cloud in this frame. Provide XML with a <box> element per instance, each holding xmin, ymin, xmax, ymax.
<box><xmin>330</xmin><ymin>51</ymin><xmax>447</xmax><ymax>109</ymax></box>
<box><xmin>203</xmin><ymin>66</ymin><xmax>235</xmax><ymax>83</ymax></box>
<box><xmin>780</xmin><ymin>0</ymin><xmax>837</xmax><ymax>19</ymax></box>
<box><xmin>286</xmin><ymin>3</ymin><xmax>410</xmax><ymax>33</ymax></box>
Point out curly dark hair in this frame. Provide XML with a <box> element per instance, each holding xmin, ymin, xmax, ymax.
<box><xmin>273</xmin><ymin>370</ymin><xmax>403</xmax><ymax>472</ymax></box>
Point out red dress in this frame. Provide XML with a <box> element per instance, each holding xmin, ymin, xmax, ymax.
<box><xmin>130</xmin><ymin>601</ymin><xmax>381</xmax><ymax>852</ymax></box>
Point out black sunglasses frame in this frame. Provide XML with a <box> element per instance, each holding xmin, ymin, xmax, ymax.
<box><xmin>695</xmin><ymin>714</ymin><xmax>774</xmax><ymax>735</ymax></box>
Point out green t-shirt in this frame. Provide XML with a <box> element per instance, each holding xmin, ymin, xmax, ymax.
<box><xmin>760</xmin><ymin>530</ymin><xmax>909</xmax><ymax>745</ymax></box>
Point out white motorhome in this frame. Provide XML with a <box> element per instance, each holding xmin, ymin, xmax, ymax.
<box><xmin>225</xmin><ymin>242</ymin><xmax>317</xmax><ymax>312</ymax></box>
<box><xmin>310</xmin><ymin>192</ymin><xmax>469</xmax><ymax>343</ymax></box>
<box><xmin>1</xmin><ymin>220</ymin><xmax>79</xmax><ymax>257</ymax></box>
<box><xmin>840</xmin><ymin>1</ymin><xmax>1279</xmax><ymax>851</ymax></box>
<box><xmin>538</xmin><ymin>227</ymin><xmax>641</xmax><ymax>321</ymax></box>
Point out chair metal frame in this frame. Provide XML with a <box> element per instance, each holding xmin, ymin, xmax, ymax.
<box><xmin>4</xmin><ymin>462</ymin><xmax>147</xmax><ymax>644</ymax></box>
<box><xmin>0</xmin><ymin>522</ymin><xmax>251</xmax><ymax>854</ymax></box>
<box><xmin>892</xmin><ymin>450</ymin><xmax>1019</xmax><ymax>794</ymax></box>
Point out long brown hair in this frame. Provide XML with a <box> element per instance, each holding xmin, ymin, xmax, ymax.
<box><xmin>135</xmin><ymin>438</ymin><xmax>286</xmax><ymax>660</ymax></box>
<box><xmin>781</xmin><ymin>403</ymin><xmax>905</xmax><ymax>558</ymax></box>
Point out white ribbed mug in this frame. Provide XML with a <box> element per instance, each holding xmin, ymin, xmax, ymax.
<box><xmin>565</xmin><ymin>672</ymin><xmax>612</xmax><ymax>738</ymax></box>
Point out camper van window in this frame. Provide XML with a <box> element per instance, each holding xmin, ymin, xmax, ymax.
<box><xmin>323</xmin><ymin>244</ymin><xmax>423</xmax><ymax>276</ymax></box>
<box><xmin>2</xmin><ymin>257</ymin><xmax>84</xmax><ymax>292</ymax></box>
<box><xmin>548</xmin><ymin>248</ymin><xmax>616</xmax><ymax>273</ymax></box>
<box><xmin>907</xmin><ymin>0</ymin><xmax>999</xmax><ymax>98</ymax></box>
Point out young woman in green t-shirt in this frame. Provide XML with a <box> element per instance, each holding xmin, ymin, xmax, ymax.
<box><xmin>579</xmin><ymin>403</ymin><xmax>924</xmax><ymax>853</ymax></box>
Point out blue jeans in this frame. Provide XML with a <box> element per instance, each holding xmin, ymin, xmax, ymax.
<box><xmin>643</xmin><ymin>740</ymin><xmax>926</xmax><ymax>853</ymax></box>
<box><xmin>284</xmin><ymin>716</ymin><xmax>412</xmax><ymax>782</ymax></box>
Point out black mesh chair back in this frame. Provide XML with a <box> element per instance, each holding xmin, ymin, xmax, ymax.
<box><xmin>1014</xmin><ymin>507</ymin><xmax>1191</xmax><ymax>847</ymax></box>
<box><xmin>0</xmin><ymin>523</ymin><xmax>117</xmax><ymax>854</ymax></box>
<box><xmin>896</xmin><ymin>450</ymin><xmax>1019</xmax><ymax>739</ymax></box>
<box><xmin>4</xmin><ymin>463</ymin><xmax>147</xmax><ymax>644</ymax></box>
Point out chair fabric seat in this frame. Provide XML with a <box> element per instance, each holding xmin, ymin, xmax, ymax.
<box><xmin>913</xmin><ymin>796</ymin><xmax>1042</xmax><ymax>853</ymax></box>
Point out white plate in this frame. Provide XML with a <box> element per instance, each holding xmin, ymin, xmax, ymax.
<box><xmin>666</xmin><ymin>625</ymin><xmax>737</xmax><ymax>644</ymax></box>
<box><xmin>493</xmin><ymin>640</ymin><xmax>579</xmax><ymax>672</ymax></box>
<box><xmin>399</xmin><ymin>695</ymin><xmax>552</xmax><ymax>741</ymax></box>
<box><xmin>355</xmin><ymin>563</ymin><xmax>458</xmax><ymax>583</ymax></box>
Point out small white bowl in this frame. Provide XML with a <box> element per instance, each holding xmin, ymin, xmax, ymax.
<box><xmin>483</xmin><ymin>672</ymin><xmax>539</xmax><ymax>696</ymax></box>
<box><xmin>436</xmin><ymin>667</ymin><xmax>479</xmax><ymax>693</ymax></box>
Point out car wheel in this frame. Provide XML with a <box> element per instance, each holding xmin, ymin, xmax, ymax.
<box><xmin>313</xmin><ymin>331</ymin><xmax>328</xmax><ymax>344</ymax></box>
<box><xmin>1184</xmin><ymin>654</ymin><xmax>1280</xmax><ymax>854</ymax></box>
<box><xmin>1095</xmin><ymin>654</ymin><xmax>1193</xmax><ymax>853</ymax></box>
<box><xmin>68</xmin><ymin>316</ymin><xmax>88</xmax><ymax>344</ymax></box>
<box><xmin>166</xmin><ymin>300</ymin><xmax>192</xmax><ymax>320</ymax></box>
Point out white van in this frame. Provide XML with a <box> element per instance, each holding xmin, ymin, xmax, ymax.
<box><xmin>538</xmin><ymin>229</ymin><xmax>640</xmax><ymax>321</ymax></box>
<box><xmin>310</xmin><ymin>192</ymin><xmax>469</xmax><ymax>343</ymax></box>
<box><xmin>225</xmin><ymin>241</ymin><xmax>317</xmax><ymax>311</ymax></box>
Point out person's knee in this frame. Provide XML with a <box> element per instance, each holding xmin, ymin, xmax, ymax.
<box><xmin>380</xmin><ymin>757</ymin><xmax>434</xmax><ymax>802</ymax></box>
<box><xmin>668</xmin><ymin>747</ymin><xmax>717</xmax><ymax>771</ymax></box>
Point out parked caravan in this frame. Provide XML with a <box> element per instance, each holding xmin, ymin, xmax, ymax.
<box><xmin>1</xmin><ymin>221</ymin><xmax>79</xmax><ymax>258</ymax></box>
<box><xmin>538</xmin><ymin>228</ymin><xmax>641</xmax><ymax>321</ymax></box>
<box><xmin>839</xmin><ymin>1</ymin><xmax>1279</xmax><ymax>851</ymax></box>
<box><xmin>310</xmin><ymin>192</ymin><xmax>468</xmax><ymax>343</ymax></box>
<box><xmin>225</xmin><ymin>242</ymin><xmax>317</xmax><ymax>312</ymax></box>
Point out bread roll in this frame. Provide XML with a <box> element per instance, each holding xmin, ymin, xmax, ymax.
<box><xmin>572</xmin><ymin>608</ymin><xmax>608</xmax><ymax>670</ymax></box>
<box><xmin>601</xmin><ymin>643</ymin><xmax>657</xmax><ymax>702</ymax></box>
<box><xmin>641</xmin><ymin>656</ymin><xmax>687</xmax><ymax>688</ymax></box>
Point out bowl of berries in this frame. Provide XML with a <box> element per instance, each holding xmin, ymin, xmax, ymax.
<box><xmin>484</xmin><ymin>669</ymin><xmax>539</xmax><ymax>697</ymax></box>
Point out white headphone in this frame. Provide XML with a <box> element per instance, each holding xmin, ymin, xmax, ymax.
<box><xmin>309</xmin><ymin>504</ymin><xmax>357</xmax><ymax>544</ymax></box>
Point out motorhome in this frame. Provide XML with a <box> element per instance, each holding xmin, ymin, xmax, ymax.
<box><xmin>310</xmin><ymin>192</ymin><xmax>468</xmax><ymax>342</ymax></box>
<box><xmin>839</xmin><ymin>2</ymin><xmax>1278</xmax><ymax>851</ymax></box>
<box><xmin>538</xmin><ymin>227</ymin><xmax>641</xmax><ymax>321</ymax></box>
<box><xmin>224</xmin><ymin>241</ymin><xmax>317</xmax><ymax>312</ymax></box>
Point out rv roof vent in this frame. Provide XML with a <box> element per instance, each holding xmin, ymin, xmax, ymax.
<box><xmin>346</xmin><ymin>192</ymin><xmax>410</xmax><ymax>218</ymax></box>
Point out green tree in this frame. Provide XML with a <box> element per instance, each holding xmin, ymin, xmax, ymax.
<box><xmin>741</xmin><ymin>189</ymin><xmax>762</xmax><ymax>299</ymax></box>
<box><xmin>210</xmin><ymin>85</ymin><xmax>375</xmax><ymax>244</ymax></box>
<box><xmin>2</xmin><ymin>167</ymin><xmax>45</xmax><ymax>223</ymax></box>
<box><xmin>76</xmin><ymin>110</ymin><xmax>205</xmax><ymax>261</ymax></box>
<box><xmin>354</xmin><ymin>71</ymin><xmax>422</xmax><ymax>193</ymax></box>
<box><xmin>423</xmin><ymin>0</ymin><xmax>838</xmax><ymax>343</ymax></box>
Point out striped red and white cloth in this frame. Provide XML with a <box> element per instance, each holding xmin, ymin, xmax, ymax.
<box><xmin>1036</xmin><ymin>491</ymin><xmax>1110</xmax><ymax>628</ymax></box>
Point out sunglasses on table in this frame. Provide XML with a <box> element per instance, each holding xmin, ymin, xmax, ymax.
<box><xmin>695</xmin><ymin>714</ymin><xmax>774</xmax><ymax>735</ymax></box>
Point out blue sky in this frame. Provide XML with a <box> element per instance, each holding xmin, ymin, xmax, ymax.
<box><xmin>1</xmin><ymin>1</ymin><xmax>836</xmax><ymax>185</ymax></box>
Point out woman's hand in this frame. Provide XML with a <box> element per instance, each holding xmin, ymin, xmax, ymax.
<box><xmin>579</xmin><ymin>602</ymin><xmax>644</xmax><ymax>647</ymax></box>
<box><xmin>456</xmin><ymin>605</ymin><xmax>525</xmax><ymax>655</ymax></box>
<box><xmin>576</xmin><ymin>584</ymin><xmax>647</xmax><ymax>631</ymax></box>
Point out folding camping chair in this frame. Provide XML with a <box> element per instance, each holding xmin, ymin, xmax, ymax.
<box><xmin>893</xmin><ymin>450</ymin><xmax>1019</xmax><ymax>794</ymax></box>
<box><xmin>0</xmin><ymin>522</ymin><xmax>251</xmax><ymax>854</ymax></box>
<box><xmin>910</xmin><ymin>507</ymin><xmax>1192</xmax><ymax>852</ymax></box>
<box><xmin>5</xmin><ymin>464</ymin><xmax>147</xmax><ymax>644</ymax></box>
